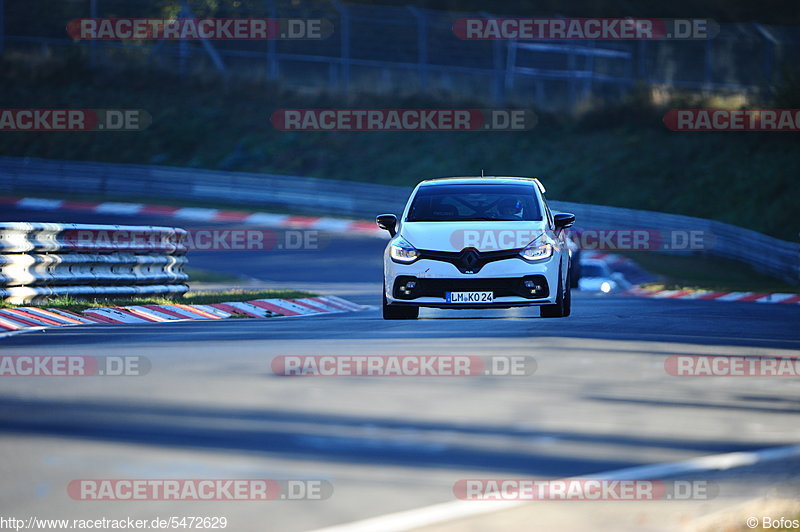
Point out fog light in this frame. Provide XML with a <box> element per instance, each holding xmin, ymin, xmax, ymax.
<box><xmin>524</xmin><ymin>280</ymin><xmax>535</xmax><ymax>288</ymax></box>
<box><xmin>406</xmin><ymin>281</ymin><xmax>416</xmax><ymax>289</ymax></box>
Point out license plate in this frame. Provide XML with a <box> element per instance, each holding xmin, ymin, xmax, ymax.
<box><xmin>446</xmin><ymin>291</ymin><xmax>494</xmax><ymax>303</ymax></box>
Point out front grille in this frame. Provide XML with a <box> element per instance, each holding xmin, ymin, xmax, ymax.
<box><xmin>393</xmin><ymin>275</ymin><xmax>549</xmax><ymax>300</ymax></box>
<box><xmin>417</xmin><ymin>248</ymin><xmax>522</xmax><ymax>274</ymax></box>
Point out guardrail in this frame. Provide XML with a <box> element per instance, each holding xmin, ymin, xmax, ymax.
<box><xmin>1</xmin><ymin>157</ymin><xmax>797</xmax><ymax>284</ymax></box>
<box><xmin>0</xmin><ymin>156</ymin><xmax>407</xmax><ymax>218</ymax></box>
<box><xmin>549</xmin><ymin>201</ymin><xmax>799</xmax><ymax>285</ymax></box>
<box><xmin>0</xmin><ymin>222</ymin><xmax>189</xmax><ymax>304</ymax></box>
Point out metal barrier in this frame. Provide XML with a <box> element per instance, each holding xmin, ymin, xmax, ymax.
<box><xmin>0</xmin><ymin>156</ymin><xmax>406</xmax><ymax>218</ymax></box>
<box><xmin>0</xmin><ymin>222</ymin><xmax>189</xmax><ymax>303</ymax></box>
<box><xmin>0</xmin><ymin>157</ymin><xmax>797</xmax><ymax>284</ymax></box>
<box><xmin>549</xmin><ymin>201</ymin><xmax>799</xmax><ymax>284</ymax></box>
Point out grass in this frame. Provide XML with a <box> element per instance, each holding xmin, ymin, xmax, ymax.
<box><xmin>0</xmin><ymin>56</ymin><xmax>798</xmax><ymax>242</ymax></box>
<box><xmin>0</xmin><ymin>289</ymin><xmax>315</xmax><ymax>313</ymax></box>
<box><xmin>620</xmin><ymin>251</ymin><xmax>800</xmax><ymax>293</ymax></box>
<box><xmin>184</xmin><ymin>267</ymin><xmax>248</xmax><ymax>284</ymax></box>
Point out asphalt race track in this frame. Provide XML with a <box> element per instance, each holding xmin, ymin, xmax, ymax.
<box><xmin>1</xmin><ymin>206</ymin><xmax>799</xmax><ymax>531</ymax></box>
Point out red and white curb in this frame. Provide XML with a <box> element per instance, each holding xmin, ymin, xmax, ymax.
<box><xmin>584</xmin><ymin>251</ymin><xmax>800</xmax><ymax>305</ymax></box>
<box><xmin>627</xmin><ymin>286</ymin><xmax>800</xmax><ymax>304</ymax></box>
<box><xmin>6</xmin><ymin>197</ymin><xmax>797</xmax><ymax>306</ymax></box>
<box><xmin>0</xmin><ymin>296</ymin><xmax>366</xmax><ymax>334</ymax></box>
<box><xmin>0</xmin><ymin>196</ymin><xmax>384</xmax><ymax>236</ymax></box>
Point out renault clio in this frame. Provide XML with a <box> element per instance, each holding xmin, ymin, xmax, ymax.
<box><xmin>377</xmin><ymin>177</ymin><xmax>575</xmax><ymax>319</ymax></box>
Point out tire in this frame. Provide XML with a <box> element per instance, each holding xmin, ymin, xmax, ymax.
<box><xmin>569</xmin><ymin>251</ymin><xmax>581</xmax><ymax>288</ymax></box>
<box><xmin>540</xmin><ymin>269</ymin><xmax>569</xmax><ymax>318</ymax></box>
<box><xmin>563</xmin><ymin>271</ymin><xmax>572</xmax><ymax>317</ymax></box>
<box><xmin>569</xmin><ymin>262</ymin><xmax>580</xmax><ymax>288</ymax></box>
<box><xmin>382</xmin><ymin>287</ymin><xmax>419</xmax><ymax>320</ymax></box>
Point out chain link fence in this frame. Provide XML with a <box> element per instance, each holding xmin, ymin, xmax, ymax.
<box><xmin>4</xmin><ymin>0</ymin><xmax>800</xmax><ymax>108</ymax></box>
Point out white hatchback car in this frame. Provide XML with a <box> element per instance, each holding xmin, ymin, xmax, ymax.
<box><xmin>377</xmin><ymin>177</ymin><xmax>575</xmax><ymax>319</ymax></box>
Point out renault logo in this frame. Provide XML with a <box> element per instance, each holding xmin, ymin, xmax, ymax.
<box><xmin>459</xmin><ymin>248</ymin><xmax>481</xmax><ymax>273</ymax></box>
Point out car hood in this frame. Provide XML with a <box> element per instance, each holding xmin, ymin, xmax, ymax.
<box><xmin>400</xmin><ymin>221</ymin><xmax>548</xmax><ymax>252</ymax></box>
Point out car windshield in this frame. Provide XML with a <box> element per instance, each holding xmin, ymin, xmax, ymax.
<box><xmin>581</xmin><ymin>264</ymin><xmax>608</xmax><ymax>277</ymax></box>
<box><xmin>406</xmin><ymin>184</ymin><xmax>542</xmax><ymax>222</ymax></box>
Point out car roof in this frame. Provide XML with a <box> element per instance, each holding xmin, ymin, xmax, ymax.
<box><xmin>418</xmin><ymin>176</ymin><xmax>546</xmax><ymax>193</ymax></box>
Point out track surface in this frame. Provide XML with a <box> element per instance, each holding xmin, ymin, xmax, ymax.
<box><xmin>1</xmin><ymin>207</ymin><xmax>799</xmax><ymax>531</ymax></box>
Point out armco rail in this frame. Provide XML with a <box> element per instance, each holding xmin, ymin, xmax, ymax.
<box><xmin>0</xmin><ymin>222</ymin><xmax>189</xmax><ymax>304</ymax></box>
<box><xmin>548</xmin><ymin>200</ymin><xmax>799</xmax><ymax>284</ymax></box>
<box><xmin>1</xmin><ymin>157</ymin><xmax>797</xmax><ymax>283</ymax></box>
<box><xmin>0</xmin><ymin>156</ymin><xmax>407</xmax><ymax>218</ymax></box>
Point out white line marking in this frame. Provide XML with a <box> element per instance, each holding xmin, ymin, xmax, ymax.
<box><xmin>309</xmin><ymin>444</ymin><xmax>800</xmax><ymax>532</ymax></box>
<box><xmin>17</xmin><ymin>197</ymin><xmax>65</xmax><ymax>210</ymax></box>
<box><xmin>244</xmin><ymin>213</ymin><xmax>289</xmax><ymax>227</ymax></box>
<box><xmin>312</xmin><ymin>218</ymin><xmax>352</xmax><ymax>232</ymax></box>
<box><xmin>173</xmin><ymin>208</ymin><xmax>219</xmax><ymax>221</ymax></box>
<box><xmin>755</xmin><ymin>293</ymin><xmax>797</xmax><ymax>304</ymax></box>
<box><xmin>95</xmin><ymin>202</ymin><xmax>144</xmax><ymax>214</ymax></box>
<box><xmin>0</xmin><ymin>327</ymin><xmax>46</xmax><ymax>339</ymax></box>
<box><xmin>714</xmin><ymin>292</ymin><xmax>750</xmax><ymax>301</ymax></box>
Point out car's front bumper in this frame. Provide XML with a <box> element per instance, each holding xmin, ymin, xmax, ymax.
<box><xmin>383</xmin><ymin>255</ymin><xmax>561</xmax><ymax>308</ymax></box>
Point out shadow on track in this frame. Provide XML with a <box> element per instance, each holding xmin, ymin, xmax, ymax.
<box><xmin>0</xmin><ymin>396</ymin><xmax>789</xmax><ymax>476</ymax></box>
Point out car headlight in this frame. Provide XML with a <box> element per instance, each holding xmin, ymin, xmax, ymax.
<box><xmin>389</xmin><ymin>236</ymin><xmax>420</xmax><ymax>263</ymax></box>
<box><xmin>519</xmin><ymin>237</ymin><xmax>554</xmax><ymax>262</ymax></box>
<box><xmin>600</xmin><ymin>281</ymin><xmax>617</xmax><ymax>294</ymax></box>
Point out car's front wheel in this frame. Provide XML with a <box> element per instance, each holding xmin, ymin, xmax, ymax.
<box><xmin>540</xmin><ymin>269</ymin><xmax>571</xmax><ymax>318</ymax></box>
<box><xmin>382</xmin><ymin>287</ymin><xmax>419</xmax><ymax>320</ymax></box>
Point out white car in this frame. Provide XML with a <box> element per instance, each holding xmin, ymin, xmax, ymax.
<box><xmin>376</xmin><ymin>177</ymin><xmax>575</xmax><ymax>320</ymax></box>
<box><xmin>577</xmin><ymin>259</ymin><xmax>631</xmax><ymax>294</ymax></box>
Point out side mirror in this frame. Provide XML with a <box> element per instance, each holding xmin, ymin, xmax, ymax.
<box><xmin>553</xmin><ymin>213</ymin><xmax>575</xmax><ymax>230</ymax></box>
<box><xmin>376</xmin><ymin>214</ymin><xmax>398</xmax><ymax>237</ymax></box>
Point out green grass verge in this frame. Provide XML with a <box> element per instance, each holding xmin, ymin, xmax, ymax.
<box><xmin>0</xmin><ymin>289</ymin><xmax>315</xmax><ymax>313</ymax></box>
<box><xmin>620</xmin><ymin>251</ymin><xmax>799</xmax><ymax>293</ymax></box>
<box><xmin>1</xmin><ymin>56</ymin><xmax>798</xmax><ymax>242</ymax></box>
<box><xmin>184</xmin><ymin>267</ymin><xmax>248</xmax><ymax>284</ymax></box>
